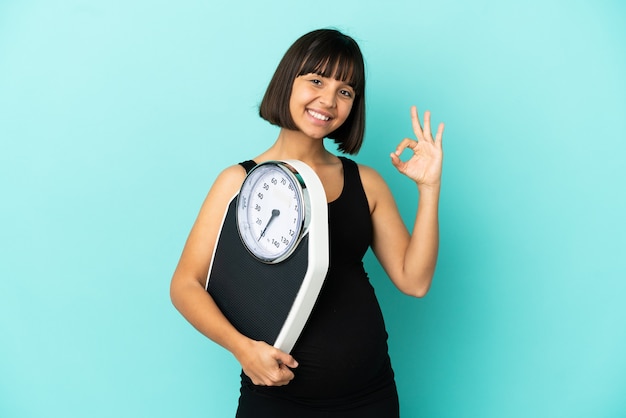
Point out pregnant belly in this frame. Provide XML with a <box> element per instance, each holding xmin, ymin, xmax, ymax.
<box><xmin>281</xmin><ymin>279</ymin><xmax>391</xmax><ymax>399</ymax></box>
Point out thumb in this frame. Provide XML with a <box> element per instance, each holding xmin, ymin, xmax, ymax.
<box><xmin>390</xmin><ymin>152</ymin><xmax>407</xmax><ymax>173</ymax></box>
<box><xmin>390</xmin><ymin>152</ymin><xmax>401</xmax><ymax>167</ymax></box>
<box><xmin>275</xmin><ymin>350</ymin><xmax>298</xmax><ymax>369</ymax></box>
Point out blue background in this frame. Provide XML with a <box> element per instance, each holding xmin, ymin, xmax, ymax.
<box><xmin>1</xmin><ymin>1</ymin><xmax>625</xmax><ymax>417</ymax></box>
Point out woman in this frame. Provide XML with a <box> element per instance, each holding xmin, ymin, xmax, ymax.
<box><xmin>170</xmin><ymin>28</ymin><xmax>444</xmax><ymax>417</ymax></box>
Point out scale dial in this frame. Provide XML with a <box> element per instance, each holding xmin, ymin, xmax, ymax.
<box><xmin>236</xmin><ymin>161</ymin><xmax>309</xmax><ymax>263</ymax></box>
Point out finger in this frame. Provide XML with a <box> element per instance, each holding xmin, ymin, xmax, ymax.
<box><xmin>423</xmin><ymin>110</ymin><xmax>432</xmax><ymax>140</ymax></box>
<box><xmin>410</xmin><ymin>105</ymin><xmax>425</xmax><ymax>142</ymax></box>
<box><xmin>390</xmin><ymin>152</ymin><xmax>403</xmax><ymax>169</ymax></box>
<box><xmin>268</xmin><ymin>365</ymin><xmax>293</xmax><ymax>384</ymax></box>
<box><xmin>275</xmin><ymin>350</ymin><xmax>298</xmax><ymax>369</ymax></box>
<box><xmin>435</xmin><ymin>122</ymin><xmax>445</xmax><ymax>144</ymax></box>
<box><xmin>271</xmin><ymin>361</ymin><xmax>296</xmax><ymax>385</ymax></box>
<box><xmin>257</xmin><ymin>360</ymin><xmax>296</xmax><ymax>386</ymax></box>
<box><xmin>393</xmin><ymin>137</ymin><xmax>417</xmax><ymax>156</ymax></box>
<box><xmin>260</xmin><ymin>368</ymin><xmax>294</xmax><ymax>386</ymax></box>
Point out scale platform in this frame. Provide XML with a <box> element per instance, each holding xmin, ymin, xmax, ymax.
<box><xmin>205</xmin><ymin>160</ymin><xmax>329</xmax><ymax>353</ymax></box>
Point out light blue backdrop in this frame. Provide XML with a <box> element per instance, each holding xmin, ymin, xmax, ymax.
<box><xmin>1</xmin><ymin>1</ymin><xmax>625</xmax><ymax>417</ymax></box>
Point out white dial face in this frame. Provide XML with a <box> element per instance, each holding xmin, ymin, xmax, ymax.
<box><xmin>236</xmin><ymin>163</ymin><xmax>305</xmax><ymax>263</ymax></box>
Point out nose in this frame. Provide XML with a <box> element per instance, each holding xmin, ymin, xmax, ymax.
<box><xmin>318</xmin><ymin>87</ymin><xmax>336</xmax><ymax>108</ymax></box>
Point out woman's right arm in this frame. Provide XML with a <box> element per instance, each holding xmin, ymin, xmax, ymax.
<box><xmin>169</xmin><ymin>165</ymin><xmax>298</xmax><ymax>386</ymax></box>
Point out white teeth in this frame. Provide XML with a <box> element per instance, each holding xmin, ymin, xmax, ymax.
<box><xmin>308</xmin><ymin>110</ymin><xmax>330</xmax><ymax>121</ymax></box>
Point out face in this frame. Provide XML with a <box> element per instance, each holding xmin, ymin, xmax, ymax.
<box><xmin>288</xmin><ymin>73</ymin><xmax>355</xmax><ymax>140</ymax></box>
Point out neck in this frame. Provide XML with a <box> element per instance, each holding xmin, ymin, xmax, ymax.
<box><xmin>257</xmin><ymin>129</ymin><xmax>337</xmax><ymax>166</ymax></box>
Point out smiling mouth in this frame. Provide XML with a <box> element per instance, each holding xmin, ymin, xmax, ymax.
<box><xmin>307</xmin><ymin>109</ymin><xmax>331</xmax><ymax>122</ymax></box>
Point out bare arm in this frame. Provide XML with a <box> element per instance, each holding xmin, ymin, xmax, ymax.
<box><xmin>366</xmin><ymin>106</ymin><xmax>444</xmax><ymax>297</ymax></box>
<box><xmin>170</xmin><ymin>165</ymin><xmax>298</xmax><ymax>386</ymax></box>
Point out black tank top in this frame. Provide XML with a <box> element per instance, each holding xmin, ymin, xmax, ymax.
<box><xmin>240</xmin><ymin>157</ymin><xmax>394</xmax><ymax>406</ymax></box>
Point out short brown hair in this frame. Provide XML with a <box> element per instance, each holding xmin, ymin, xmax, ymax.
<box><xmin>259</xmin><ymin>29</ymin><xmax>366</xmax><ymax>154</ymax></box>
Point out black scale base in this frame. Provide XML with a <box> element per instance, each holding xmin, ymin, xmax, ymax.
<box><xmin>207</xmin><ymin>198</ymin><xmax>309</xmax><ymax>346</ymax></box>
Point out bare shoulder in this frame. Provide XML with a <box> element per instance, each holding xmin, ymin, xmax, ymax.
<box><xmin>208</xmin><ymin>164</ymin><xmax>249</xmax><ymax>202</ymax></box>
<box><xmin>173</xmin><ymin>163</ymin><xmax>250</xmax><ymax>288</ymax></box>
<box><xmin>356</xmin><ymin>163</ymin><xmax>392</xmax><ymax>193</ymax></box>
<box><xmin>194</xmin><ymin>163</ymin><xmax>249</xmax><ymax>221</ymax></box>
<box><xmin>355</xmin><ymin>163</ymin><xmax>385</xmax><ymax>184</ymax></box>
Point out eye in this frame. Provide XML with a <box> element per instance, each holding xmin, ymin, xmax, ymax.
<box><xmin>310</xmin><ymin>79</ymin><xmax>322</xmax><ymax>86</ymax></box>
<box><xmin>340</xmin><ymin>89</ymin><xmax>354</xmax><ymax>98</ymax></box>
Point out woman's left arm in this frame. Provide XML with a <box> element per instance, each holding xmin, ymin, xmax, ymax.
<box><xmin>365</xmin><ymin>106</ymin><xmax>444</xmax><ymax>297</ymax></box>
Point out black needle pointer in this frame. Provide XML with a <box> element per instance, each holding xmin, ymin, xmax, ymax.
<box><xmin>258</xmin><ymin>209</ymin><xmax>280</xmax><ymax>241</ymax></box>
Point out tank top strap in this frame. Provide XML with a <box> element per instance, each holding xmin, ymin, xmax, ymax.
<box><xmin>239</xmin><ymin>160</ymin><xmax>257</xmax><ymax>174</ymax></box>
<box><xmin>338</xmin><ymin>156</ymin><xmax>364</xmax><ymax>199</ymax></box>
